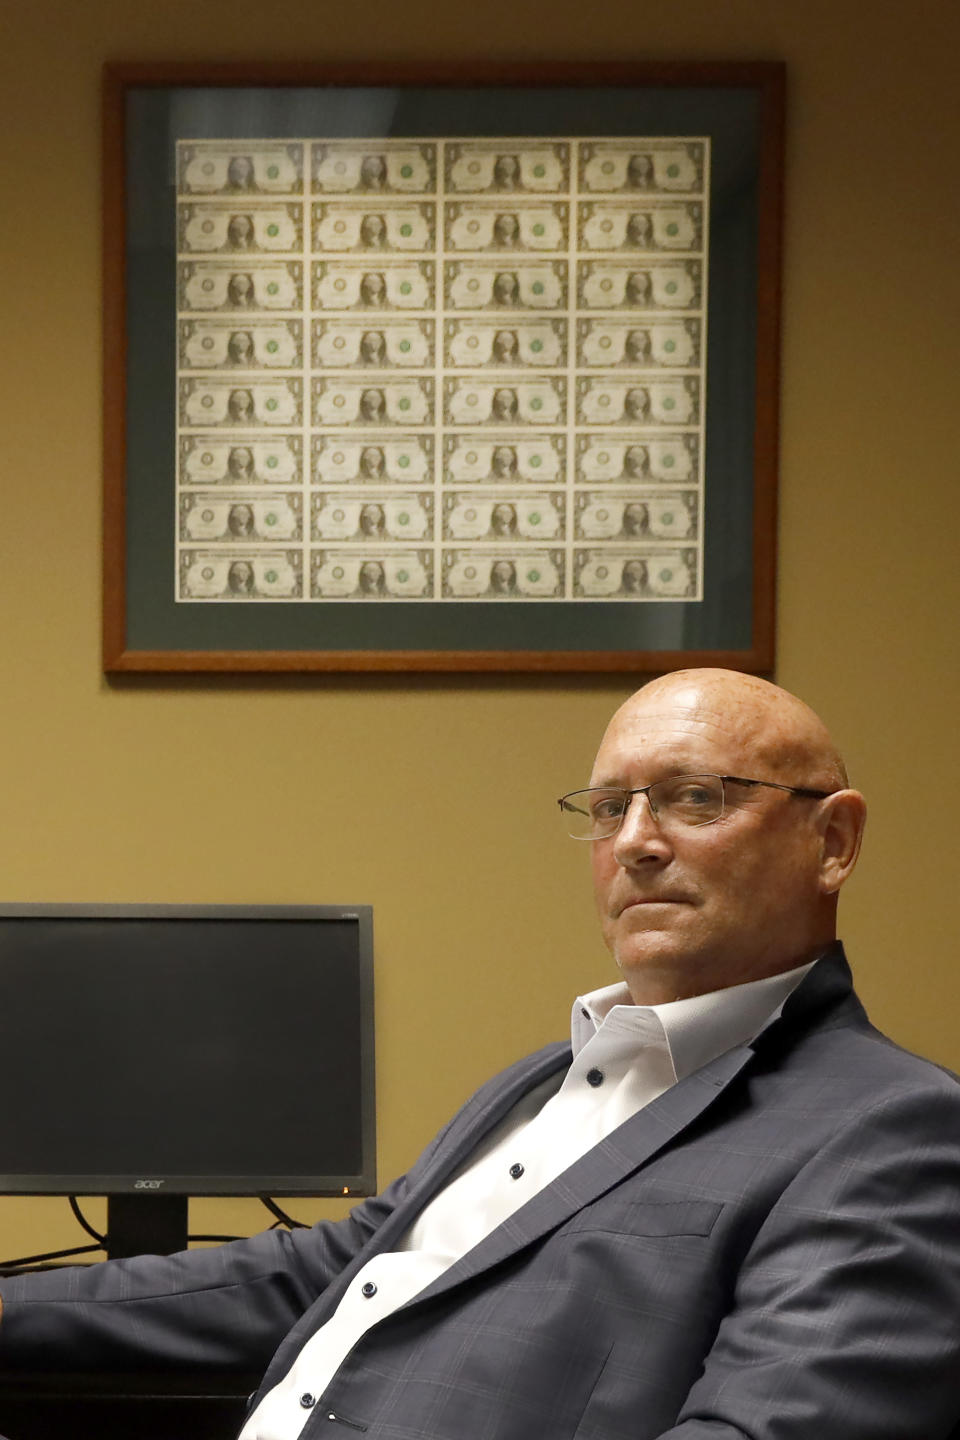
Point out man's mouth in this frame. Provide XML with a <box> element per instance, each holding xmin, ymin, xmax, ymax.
<box><xmin>618</xmin><ymin>896</ymin><xmax>683</xmax><ymax>915</ymax></box>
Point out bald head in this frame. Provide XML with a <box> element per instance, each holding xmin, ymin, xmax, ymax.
<box><xmin>606</xmin><ymin>670</ymin><xmax>849</xmax><ymax>792</ymax></box>
<box><xmin>588</xmin><ymin>669</ymin><xmax>866</xmax><ymax>1003</ymax></box>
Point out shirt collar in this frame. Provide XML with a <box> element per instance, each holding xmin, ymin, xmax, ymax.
<box><xmin>571</xmin><ymin>958</ymin><xmax>818</xmax><ymax>1082</ymax></box>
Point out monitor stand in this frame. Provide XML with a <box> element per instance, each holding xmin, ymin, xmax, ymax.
<box><xmin>106</xmin><ymin>1194</ymin><xmax>189</xmax><ymax>1259</ymax></box>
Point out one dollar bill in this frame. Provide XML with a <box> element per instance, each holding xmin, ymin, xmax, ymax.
<box><xmin>311</xmin><ymin>550</ymin><xmax>434</xmax><ymax>598</ymax></box>
<box><xmin>180</xmin><ymin>494</ymin><xmax>302</xmax><ymax>542</ymax></box>
<box><xmin>443</xmin><ymin>492</ymin><xmax>565</xmax><ymax>541</ymax></box>
<box><xmin>179</xmin><ymin>551</ymin><xmax>301</xmax><ymax>599</ymax></box>
<box><xmin>442</xmin><ymin>549</ymin><xmax>564</xmax><ymax>598</ymax></box>
<box><xmin>312</xmin><ymin>493</ymin><xmax>433</xmax><ymax>542</ymax></box>
<box><xmin>574</xmin><ymin>491</ymin><xmax>698</xmax><ymax>541</ymax></box>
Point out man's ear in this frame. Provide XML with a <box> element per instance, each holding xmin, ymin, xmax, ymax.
<box><xmin>817</xmin><ymin>789</ymin><xmax>867</xmax><ymax>894</ymax></box>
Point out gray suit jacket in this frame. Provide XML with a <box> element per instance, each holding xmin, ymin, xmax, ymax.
<box><xmin>2</xmin><ymin>947</ymin><xmax>959</xmax><ymax>1439</ymax></box>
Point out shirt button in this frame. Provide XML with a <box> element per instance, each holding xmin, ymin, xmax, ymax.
<box><xmin>299</xmin><ymin>1392</ymin><xmax>316</xmax><ymax>1409</ymax></box>
<box><xmin>586</xmin><ymin>1067</ymin><xmax>604</xmax><ymax>1087</ymax></box>
<box><xmin>509</xmin><ymin>1162</ymin><xmax>525</xmax><ymax>1179</ymax></box>
<box><xmin>361</xmin><ymin>1280</ymin><xmax>377</xmax><ymax>1297</ymax></box>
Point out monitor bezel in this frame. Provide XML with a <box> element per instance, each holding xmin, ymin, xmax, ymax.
<box><xmin>0</xmin><ymin>901</ymin><xmax>376</xmax><ymax>1198</ymax></box>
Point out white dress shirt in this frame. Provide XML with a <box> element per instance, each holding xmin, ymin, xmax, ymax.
<box><xmin>242</xmin><ymin>960</ymin><xmax>815</xmax><ymax>1439</ymax></box>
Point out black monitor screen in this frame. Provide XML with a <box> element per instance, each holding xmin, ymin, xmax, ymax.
<box><xmin>0</xmin><ymin>904</ymin><xmax>375</xmax><ymax>1196</ymax></box>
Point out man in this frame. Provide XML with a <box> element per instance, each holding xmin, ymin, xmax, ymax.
<box><xmin>621</xmin><ymin>500</ymin><xmax>650</xmax><ymax>537</ymax></box>
<box><xmin>489</xmin><ymin>443</ymin><xmax>518</xmax><ymax>479</ymax></box>
<box><xmin>356</xmin><ymin>559</ymin><xmax>387</xmax><ymax>597</ymax></box>
<box><xmin>624</xmin><ymin>384</ymin><xmax>650</xmax><ymax>420</ymax></box>
<box><xmin>227</xmin><ymin>330</ymin><xmax>255</xmax><ymax>366</ymax></box>
<box><xmin>491</xmin><ymin>328</ymin><xmax>519</xmax><ymax>364</ymax></box>
<box><xmin>490</xmin><ymin>385</ymin><xmax>518</xmax><ymax>423</ymax></box>
<box><xmin>489</xmin><ymin>501</ymin><xmax>518</xmax><ymax>538</ymax></box>
<box><xmin>620</xmin><ymin>555</ymin><xmax>649</xmax><ymax>593</ymax></box>
<box><xmin>227</xmin><ymin>503</ymin><xmax>255</xmax><ymax>538</ymax></box>
<box><xmin>357</xmin><ymin>445</ymin><xmax>386</xmax><ymax>480</ymax></box>
<box><xmin>492</xmin><ymin>212</ymin><xmax>520</xmax><ymax>248</ymax></box>
<box><xmin>358</xmin><ymin>214</ymin><xmax>387</xmax><ymax>250</ymax></box>
<box><xmin>227</xmin><ymin>213</ymin><xmax>256</xmax><ymax>250</ymax></box>
<box><xmin>358</xmin><ymin>387</ymin><xmax>385</xmax><ymax>424</ymax></box>
<box><xmin>492</xmin><ymin>270</ymin><xmax>520</xmax><ymax>306</ymax></box>
<box><xmin>1</xmin><ymin>671</ymin><xmax>958</xmax><ymax>1440</ymax></box>
<box><xmin>358</xmin><ymin>330</ymin><xmax>386</xmax><ymax>366</ymax></box>
<box><xmin>358</xmin><ymin>503</ymin><xmax>386</xmax><ymax>539</ymax></box>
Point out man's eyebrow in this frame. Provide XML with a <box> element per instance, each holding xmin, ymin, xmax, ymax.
<box><xmin>588</xmin><ymin>763</ymin><xmax>710</xmax><ymax>789</ymax></box>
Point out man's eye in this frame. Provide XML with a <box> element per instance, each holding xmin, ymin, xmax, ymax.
<box><xmin>591</xmin><ymin>795</ymin><xmax>626</xmax><ymax>821</ymax></box>
<box><xmin>661</xmin><ymin>781</ymin><xmax>714</xmax><ymax>808</ymax></box>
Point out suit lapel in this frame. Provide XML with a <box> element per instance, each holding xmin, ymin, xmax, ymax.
<box><xmin>401</xmin><ymin>1042</ymin><xmax>755</xmax><ymax>1310</ymax></box>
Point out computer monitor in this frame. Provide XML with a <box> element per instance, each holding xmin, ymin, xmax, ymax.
<box><xmin>0</xmin><ymin>903</ymin><xmax>375</xmax><ymax>1259</ymax></box>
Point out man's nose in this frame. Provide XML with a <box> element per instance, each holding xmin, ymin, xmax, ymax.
<box><xmin>612</xmin><ymin>792</ymin><xmax>672</xmax><ymax>865</ymax></box>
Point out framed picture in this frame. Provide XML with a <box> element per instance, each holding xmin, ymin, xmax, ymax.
<box><xmin>103</xmin><ymin>62</ymin><xmax>784</xmax><ymax>674</ymax></box>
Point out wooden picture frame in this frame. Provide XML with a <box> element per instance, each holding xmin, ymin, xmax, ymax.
<box><xmin>103</xmin><ymin>61</ymin><xmax>784</xmax><ymax>674</ymax></box>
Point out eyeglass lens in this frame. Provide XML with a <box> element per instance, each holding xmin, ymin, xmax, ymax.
<box><xmin>561</xmin><ymin>774</ymin><xmax>725</xmax><ymax>839</ymax></box>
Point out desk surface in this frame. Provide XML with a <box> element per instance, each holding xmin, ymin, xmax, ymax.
<box><xmin>0</xmin><ymin>1370</ymin><xmax>258</xmax><ymax>1440</ymax></box>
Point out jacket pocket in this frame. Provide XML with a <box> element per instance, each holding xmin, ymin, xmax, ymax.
<box><xmin>561</xmin><ymin>1197</ymin><xmax>722</xmax><ymax>1238</ymax></box>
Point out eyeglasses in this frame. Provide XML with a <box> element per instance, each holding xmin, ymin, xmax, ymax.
<box><xmin>558</xmin><ymin>773</ymin><xmax>835</xmax><ymax>841</ymax></box>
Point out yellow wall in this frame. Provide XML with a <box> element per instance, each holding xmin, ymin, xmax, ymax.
<box><xmin>1</xmin><ymin>0</ymin><xmax>958</xmax><ymax>1258</ymax></box>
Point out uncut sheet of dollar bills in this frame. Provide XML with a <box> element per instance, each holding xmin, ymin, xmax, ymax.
<box><xmin>176</xmin><ymin>138</ymin><xmax>708</xmax><ymax>602</ymax></box>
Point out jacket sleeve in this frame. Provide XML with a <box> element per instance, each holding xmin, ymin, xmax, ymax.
<box><xmin>0</xmin><ymin>1051</ymin><xmax>532</xmax><ymax>1376</ymax></box>
<box><xmin>655</xmin><ymin>1082</ymin><xmax>960</xmax><ymax>1440</ymax></box>
<box><xmin>0</xmin><ymin>1175</ymin><xmax>405</xmax><ymax>1373</ymax></box>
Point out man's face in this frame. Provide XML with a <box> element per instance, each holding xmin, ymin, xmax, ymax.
<box><xmin>493</xmin><ymin>272</ymin><xmax>518</xmax><ymax>304</ymax></box>
<box><xmin>492</xmin><ymin>388</ymin><xmax>517</xmax><ymax>420</ymax></box>
<box><xmin>624</xmin><ymin>388</ymin><xmax>648</xmax><ymax>420</ymax></box>
<box><xmin>361</xmin><ymin>214</ymin><xmax>385</xmax><ymax>245</ymax></box>
<box><xmin>493</xmin><ymin>330</ymin><xmax>517</xmax><ymax>360</ymax></box>
<box><xmin>626</xmin><ymin>272</ymin><xmax>650</xmax><ymax>304</ymax></box>
<box><xmin>625</xmin><ymin>329</ymin><xmax>649</xmax><ymax>361</ymax></box>
<box><xmin>623</xmin><ymin>445</ymin><xmax>646</xmax><ymax>476</ymax></box>
<box><xmin>228</xmin><ymin>215</ymin><xmax>253</xmax><ymax>245</ymax></box>
<box><xmin>361</xmin><ymin>273</ymin><xmax>385</xmax><ymax>304</ymax></box>
<box><xmin>228</xmin><ymin>157</ymin><xmax>253</xmax><ymax>186</ymax></box>
<box><xmin>621</xmin><ymin>559</ymin><xmax>647</xmax><ymax>592</ymax></box>
<box><xmin>230</xmin><ymin>331</ymin><xmax>253</xmax><ymax>361</ymax></box>
<box><xmin>360</xmin><ymin>389</ymin><xmax>384</xmax><ymax>420</ymax></box>
<box><xmin>590</xmin><ymin>680</ymin><xmax>832</xmax><ymax>1001</ymax></box>
<box><xmin>627</xmin><ymin>213</ymin><xmax>651</xmax><ymax>244</ymax></box>
<box><xmin>492</xmin><ymin>446</ymin><xmax>516</xmax><ymax>476</ymax></box>
<box><xmin>628</xmin><ymin>154</ymin><xmax>652</xmax><ymax>185</ymax></box>
<box><xmin>360</xmin><ymin>331</ymin><xmax>385</xmax><ymax>362</ymax></box>
<box><xmin>360</xmin><ymin>446</ymin><xmax>384</xmax><ymax>476</ymax></box>
<box><xmin>494</xmin><ymin>213</ymin><xmax>519</xmax><ymax>244</ymax></box>
<box><xmin>494</xmin><ymin>155</ymin><xmax>519</xmax><ymax>186</ymax></box>
<box><xmin>361</xmin><ymin>155</ymin><xmax>386</xmax><ymax>187</ymax></box>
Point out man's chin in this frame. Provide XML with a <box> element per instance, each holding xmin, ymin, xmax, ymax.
<box><xmin>613</xmin><ymin>930</ymin><xmax>684</xmax><ymax>971</ymax></box>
